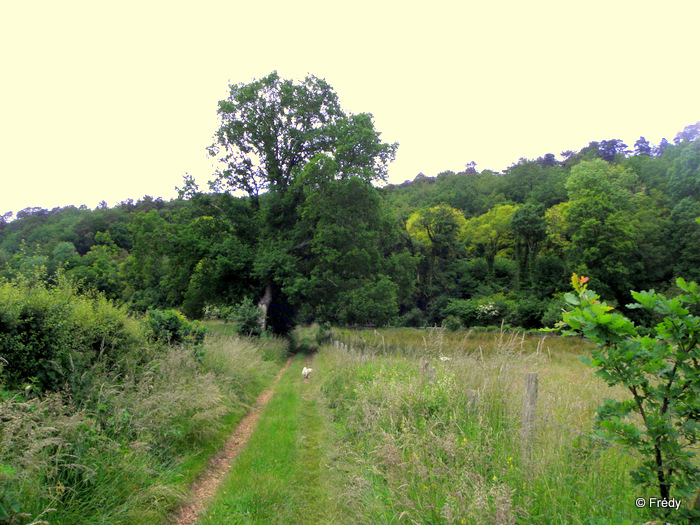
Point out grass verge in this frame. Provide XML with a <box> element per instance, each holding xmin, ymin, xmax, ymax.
<box><xmin>0</xmin><ymin>323</ymin><xmax>288</xmax><ymax>525</ymax></box>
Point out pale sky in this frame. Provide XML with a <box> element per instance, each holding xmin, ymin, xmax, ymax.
<box><xmin>2</xmin><ymin>0</ymin><xmax>699</xmax><ymax>217</ymax></box>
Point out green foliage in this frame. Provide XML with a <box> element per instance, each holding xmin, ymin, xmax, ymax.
<box><xmin>285</xmin><ymin>177</ymin><xmax>400</xmax><ymax>327</ymax></box>
<box><xmin>0</xmin><ymin>465</ymin><xmax>24</xmax><ymax>524</ymax></box>
<box><xmin>224</xmin><ymin>297</ymin><xmax>265</xmax><ymax>336</ymax></box>
<box><xmin>0</xmin><ymin>312</ymin><xmax>284</xmax><ymax>524</ymax></box>
<box><xmin>443</xmin><ymin>294</ymin><xmax>521</xmax><ymax>328</ymax></box>
<box><xmin>396</xmin><ymin>307</ymin><xmax>428</xmax><ymax>328</ymax></box>
<box><xmin>557</xmin><ymin>274</ymin><xmax>700</xmax><ymax>519</ymax></box>
<box><xmin>464</xmin><ymin>204</ymin><xmax>518</xmax><ymax>276</ymax></box>
<box><xmin>0</xmin><ymin>277</ymin><xmax>143</xmax><ymax>391</ymax></box>
<box><xmin>340</xmin><ymin>275</ymin><xmax>399</xmax><ymax>327</ymax></box>
<box><xmin>406</xmin><ymin>204</ymin><xmax>467</xmax><ymax>253</ymax></box>
<box><xmin>290</xmin><ymin>323</ymin><xmax>332</xmax><ymax>353</ymax></box>
<box><xmin>441</xmin><ymin>314</ymin><xmax>462</xmax><ymax>332</ymax></box>
<box><xmin>509</xmin><ymin>295</ymin><xmax>547</xmax><ymax>329</ymax></box>
<box><xmin>144</xmin><ymin>309</ymin><xmax>205</xmax><ymax>346</ymax></box>
<box><xmin>669</xmin><ymin>198</ymin><xmax>700</xmax><ymax>282</ymax></box>
<box><xmin>1</xmin><ymin>84</ymin><xmax>698</xmax><ymax>335</ymax></box>
<box><xmin>667</xmin><ymin>139</ymin><xmax>700</xmax><ymax>200</ymax></box>
<box><xmin>209</xmin><ymin>71</ymin><xmax>397</xmax><ymax>196</ymax></box>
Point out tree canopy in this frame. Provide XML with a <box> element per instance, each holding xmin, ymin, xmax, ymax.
<box><xmin>1</xmin><ymin>74</ymin><xmax>698</xmax><ymax>331</ymax></box>
<box><xmin>208</xmin><ymin>71</ymin><xmax>397</xmax><ymax>198</ymax></box>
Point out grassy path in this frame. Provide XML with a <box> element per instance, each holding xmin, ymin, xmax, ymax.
<box><xmin>193</xmin><ymin>352</ymin><xmax>340</xmax><ymax>524</ymax></box>
<box><xmin>171</xmin><ymin>354</ymin><xmax>294</xmax><ymax>524</ymax></box>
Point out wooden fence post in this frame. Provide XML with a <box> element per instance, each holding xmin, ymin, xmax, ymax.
<box><xmin>521</xmin><ymin>372</ymin><xmax>538</xmax><ymax>466</ymax></box>
<box><xmin>465</xmin><ymin>389</ymin><xmax>479</xmax><ymax>412</ymax></box>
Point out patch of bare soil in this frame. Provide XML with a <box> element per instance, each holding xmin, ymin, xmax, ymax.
<box><xmin>170</xmin><ymin>355</ymin><xmax>294</xmax><ymax>525</ymax></box>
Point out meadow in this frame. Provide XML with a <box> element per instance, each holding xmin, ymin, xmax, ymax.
<box><xmin>312</xmin><ymin>327</ymin><xmax>659</xmax><ymax>524</ymax></box>
<box><xmin>3</xmin><ymin>315</ymin><xmax>694</xmax><ymax>524</ymax></box>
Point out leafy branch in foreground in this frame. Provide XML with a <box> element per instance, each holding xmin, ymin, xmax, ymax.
<box><xmin>556</xmin><ymin>274</ymin><xmax>700</xmax><ymax>519</ymax></box>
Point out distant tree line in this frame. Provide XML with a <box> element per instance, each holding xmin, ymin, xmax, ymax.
<box><xmin>1</xmin><ymin>72</ymin><xmax>698</xmax><ymax>332</ymax></box>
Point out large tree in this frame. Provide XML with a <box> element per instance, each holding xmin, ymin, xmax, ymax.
<box><xmin>208</xmin><ymin>72</ymin><xmax>398</xmax><ymax>329</ymax></box>
<box><xmin>208</xmin><ymin>71</ymin><xmax>397</xmax><ymax>198</ymax></box>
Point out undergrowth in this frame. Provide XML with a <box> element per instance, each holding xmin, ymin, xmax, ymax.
<box><xmin>0</xmin><ymin>279</ymin><xmax>287</xmax><ymax>524</ymax></box>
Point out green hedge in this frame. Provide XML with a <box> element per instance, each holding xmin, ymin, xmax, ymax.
<box><xmin>0</xmin><ymin>278</ymin><xmax>144</xmax><ymax>391</ymax></box>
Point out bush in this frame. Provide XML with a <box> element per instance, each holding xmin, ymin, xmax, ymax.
<box><xmin>441</xmin><ymin>315</ymin><xmax>462</xmax><ymax>332</ymax></box>
<box><xmin>442</xmin><ymin>295</ymin><xmax>517</xmax><ymax>328</ymax></box>
<box><xmin>540</xmin><ymin>295</ymin><xmax>567</xmax><ymax>328</ymax></box>
<box><xmin>0</xmin><ymin>278</ymin><xmax>143</xmax><ymax>391</ymax></box>
<box><xmin>509</xmin><ymin>295</ymin><xmax>547</xmax><ymax>329</ymax></box>
<box><xmin>396</xmin><ymin>307</ymin><xmax>427</xmax><ymax>327</ymax></box>
<box><xmin>339</xmin><ymin>276</ymin><xmax>399</xmax><ymax>327</ymax></box>
<box><xmin>224</xmin><ymin>297</ymin><xmax>264</xmax><ymax>336</ymax></box>
<box><xmin>558</xmin><ymin>275</ymin><xmax>700</xmax><ymax>520</ymax></box>
<box><xmin>144</xmin><ymin>309</ymin><xmax>206</xmax><ymax>346</ymax></box>
<box><xmin>442</xmin><ymin>298</ymin><xmax>479</xmax><ymax>327</ymax></box>
<box><xmin>0</xmin><ymin>320</ymin><xmax>282</xmax><ymax>524</ymax></box>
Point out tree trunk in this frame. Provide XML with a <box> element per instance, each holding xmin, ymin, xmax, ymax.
<box><xmin>257</xmin><ymin>284</ymin><xmax>273</xmax><ymax>332</ymax></box>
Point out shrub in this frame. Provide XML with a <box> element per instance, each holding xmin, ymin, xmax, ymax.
<box><xmin>442</xmin><ymin>298</ymin><xmax>478</xmax><ymax>326</ymax></box>
<box><xmin>395</xmin><ymin>307</ymin><xmax>427</xmax><ymax>327</ymax></box>
<box><xmin>224</xmin><ymin>297</ymin><xmax>264</xmax><ymax>336</ymax></box>
<box><xmin>443</xmin><ymin>295</ymin><xmax>517</xmax><ymax>328</ymax></box>
<box><xmin>441</xmin><ymin>315</ymin><xmax>462</xmax><ymax>332</ymax></box>
<box><xmin>144</xmin><ymin>309</ymin><xmax>205</xmax><ymax>346</ymax></box>
<box><xmin>509</xmin><ymin>295</ymin><xmax>547</xmax><ymax>329</ymax></box>
<box><xmin>557</xmin><ymin>274</ymin><xmax>700</xmax><ymax>521</ymax></box>
<box><xmin>540</xmin><ymin>295</ymin><xmax>567</xmax><ymax>328</ymax></box>
<box><xmin>339</xmin><ymin>276</ymin><xmax>399</xmax><ymax>327</ymax></box>
<box><xmin>0</xmin><ymin>278</ymin><xmax>143</xmax><ymax>391</ymax></box>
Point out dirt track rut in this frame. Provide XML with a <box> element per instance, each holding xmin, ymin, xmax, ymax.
<box><xmin>171</xmin><ymin>355</ymin><xmax>294</xmax><ymax>525</ymax></box>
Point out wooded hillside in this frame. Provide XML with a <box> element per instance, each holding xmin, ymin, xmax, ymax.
<box><xmin>2</xmin><ymin>73</ymin><xmax>698</xmax><ymax>332</ymax></box>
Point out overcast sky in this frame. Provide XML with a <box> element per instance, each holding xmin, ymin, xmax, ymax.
<box><xmin>2</xmin><ymin>0</ymin><xmax>699</xmax><ymax>216</ymax></box>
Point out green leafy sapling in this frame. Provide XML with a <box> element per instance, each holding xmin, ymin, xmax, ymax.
<box><xmin>557</xmin><ymin>274</ymin><xmax>700</xmax><ymax>516</ymax></box>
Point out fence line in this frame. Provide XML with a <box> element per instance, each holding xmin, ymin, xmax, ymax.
<box><xmin>536</xmin><ymin>413</ymin><xmax>643</xmax><ymax>460</ymax></box>
<box><xmin>328</xmin><ymin>339</ymin><xmax>637</xmax><ymax>520</ymax></box>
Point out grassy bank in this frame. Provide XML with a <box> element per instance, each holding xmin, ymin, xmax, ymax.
<box><xmin>0</xmin><ymin>280</ymin><xmax>288</xmax><ymax>525</ymax></box>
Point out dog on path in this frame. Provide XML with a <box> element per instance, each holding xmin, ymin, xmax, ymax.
<box><xmin>302</xmin><ymin>366</ymin><xmax>313</xmax><ymax>380</ymax></box>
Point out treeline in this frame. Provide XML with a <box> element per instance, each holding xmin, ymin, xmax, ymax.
<box><xmin>1</xmin><ymin>73</ymin><xmax>698</xmax><ymax>331</ymax></box>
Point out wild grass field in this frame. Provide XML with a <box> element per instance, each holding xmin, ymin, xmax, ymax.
<box><xmin>3</xmin><ymin>314</ymin><xmax>695</xmax><ymax>524</ymax></box>
<box><xmin>312</xmin><ymin>327</ymin><xmax>663</xmax><ymax>524</ymax></box>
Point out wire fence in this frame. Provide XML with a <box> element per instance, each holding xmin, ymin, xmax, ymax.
<box><xmin>330</xmin><ymin>338</ymin><xmax>644</xmax><ymax>521</ymax></box>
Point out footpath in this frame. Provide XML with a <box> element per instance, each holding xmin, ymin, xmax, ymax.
<box><xmin>170</xmin><ymin>353</ymin><xmax>336</xmax><ymax>524</ymax></box>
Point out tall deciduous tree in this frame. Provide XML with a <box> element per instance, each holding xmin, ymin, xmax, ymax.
<box><xmin>464</xmin><ymin>204</ymin><xmax>518</xmax><ymax>277</ymax></box>
<box><xmin>208</xmin><ymin>71</ymin><xmax>397</xmax><ymax>198</ymax></box>
<box><xmin>208</xmin><ymin>72</ymin><xmax>398</xmax><ymax>329</ymax></box>
<box><xmin>406</xmin><ymin>204</ymin><xmax>468</xmax><ymax>313</ymax></box>
<box><xmin>511</xmin><ymin>203</ymin><xmax>546</xmax><ymax>288</ymax></box>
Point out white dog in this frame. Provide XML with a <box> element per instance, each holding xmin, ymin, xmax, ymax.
<box><xmin>302</xmin><ymin>366</ymin><xmax>313</xmax><ymax>380</ymax></box>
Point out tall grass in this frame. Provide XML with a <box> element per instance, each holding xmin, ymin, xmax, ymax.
<box><xmin>317</xmin><ymin>327</ymin><xmax>654</xmax><ymax>524</ymax></box>
<box><xmin>0</xmin><ymin>314</ymin><xmax>288</xmax><ymax>524</ymax></box>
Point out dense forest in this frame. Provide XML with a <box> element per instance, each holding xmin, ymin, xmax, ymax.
<box><xmin>2</xmin><ymin>72</ymin><xmax>699</xmax><ymax>332</ymax></box>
